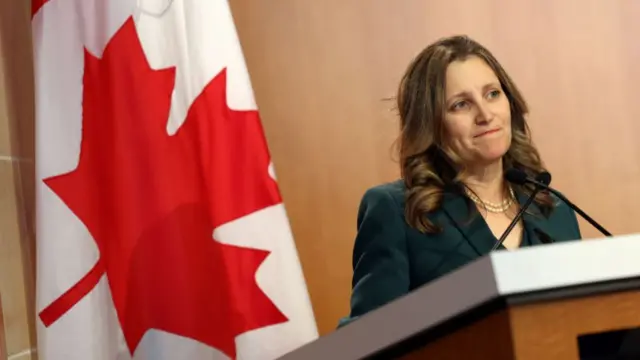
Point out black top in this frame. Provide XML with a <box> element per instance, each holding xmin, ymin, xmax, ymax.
<box><xmin>339</xmin><ymin>180</ymin><xmax>582</xmax><ymax>327</ymax></box>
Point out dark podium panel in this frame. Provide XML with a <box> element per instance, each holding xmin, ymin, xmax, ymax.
<box><xmin>279</xmin><ymin>235</ymin><xmax>640</xmax><ymax>360</ymax></box>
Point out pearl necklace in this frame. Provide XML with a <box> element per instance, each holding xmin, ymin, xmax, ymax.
<box><xmin>465</xmin><ymin>187</ymin><xmax>516</xmax><ymax>213</ymax></box>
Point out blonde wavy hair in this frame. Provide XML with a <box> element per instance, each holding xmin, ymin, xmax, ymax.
<box><xmin>396</xmin><ymin>35</ymin><xmax>554</xmax><ymax>234</ymax></box>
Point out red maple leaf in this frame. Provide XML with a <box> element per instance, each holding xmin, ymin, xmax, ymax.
<box><xmin>39</xmin><ymin>17</ymin><xmax>288</xmax><ymax>358</ymax></box>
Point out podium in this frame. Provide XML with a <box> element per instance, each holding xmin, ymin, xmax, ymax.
<box><xmin>280</xmin><ymin>234</ymin><xmax>640</xmax><ymax>359</ymax></box>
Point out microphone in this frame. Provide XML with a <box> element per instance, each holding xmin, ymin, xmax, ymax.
<box><xmin>505</xmin><ymin>168</ymin><xmax>613</xmax><ymax>238</ymax></box>
<box><xmin>492</xmin><ymin>171</ymin><xmax>551</xmax><ymax>250</ymax></box>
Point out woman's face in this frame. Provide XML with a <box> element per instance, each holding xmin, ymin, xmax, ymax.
<box><xmin>441</xmin><ymin>56</ymin><xmax>512</xmax><ymax>168</ymax></box>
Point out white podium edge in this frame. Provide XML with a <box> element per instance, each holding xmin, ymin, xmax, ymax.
<box><xmin>279</xmin><ymin>234</ymin><xmax>640</xmax><ymax>360</ymax></box>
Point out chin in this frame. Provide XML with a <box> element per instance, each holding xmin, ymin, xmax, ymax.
<box><xmin>484</xmin><ymin>140</ymin><xmax>510</xmax><ymax>160</ymax></box>
<box><xmin>478</xmin><ymin>149</ymin><xmax>508</xmax><ymax>164</ymax></box>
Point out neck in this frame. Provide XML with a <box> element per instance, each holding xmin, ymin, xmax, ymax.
<box><xmin>462</xmin><ymin>160</ymin><xmax>506</xmax><ymax>203</ymax></box>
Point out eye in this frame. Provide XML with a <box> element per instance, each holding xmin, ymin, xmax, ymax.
<box><xmin>487</xmin><ymin>89</ymin><xmax>501</xmax><ymax>99</ymax></box>
<box><xmin>451</xmin><ymin>100</ymin><xmax>468</xmax><ymax>111</ymax></box>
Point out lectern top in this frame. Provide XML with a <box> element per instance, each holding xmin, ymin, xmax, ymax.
<box><xmin>279</xmin><ymin>234</ymin><xmax>640</xmax><ymax>360</ymax></box>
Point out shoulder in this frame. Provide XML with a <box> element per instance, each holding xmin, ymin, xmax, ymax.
<box><xmin>356</xmin><ymin>180</ymin><xmax>408</xmax><ymax>226</ymax></box>
<box><xmin>546</xmin><ymin>191</ymin><xmax>583</xmax><ymax>241</ymax></box>
<box><xmin>359</xmin><ymin>179</ymin><xmax>457</xmax><ymax>231</ymax></box>
<box><xmin>548</xmin><ymin>191</ymin><xmax>575</xmax><ymax>218</ymax></box>
<box><xmin>353</xmin><ymin>180</ymin><xmax>411</xmax><ymax>265</ymax></box>
<box><xmin>359</xmin><ymin>179</ymin><xmax>406</xmax><ymax>209</ymax></box>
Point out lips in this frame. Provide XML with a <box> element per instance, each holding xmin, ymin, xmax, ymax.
<box><xmin>475</xmin><ymin>128</ymin><xmax>500</xmax><ymax>138</ymax></box>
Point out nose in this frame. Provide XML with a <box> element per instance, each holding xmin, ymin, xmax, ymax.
<box><xmin>475</xmin><ymin>100</ymin><xmax>494</xmax><ymax>124</ymax></box>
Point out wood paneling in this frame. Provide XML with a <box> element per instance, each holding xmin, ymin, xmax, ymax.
<box><xmin>510</xmin><ymin>290</ymin><xmax>640</xmax><ymax>358</ymax></box>
<box><xmin>399</xmin><ymin>310</ymin><xmax>516</xmax><ymax>360</ymax></box>
<box><xmin>229</xmin><ymin>0</ymin><xmax>640</xmax><ymax>334</ymax></box>
<box><xmin>0</xmin><ymin>159</ymin><xmax>35</xmax><ymax>358</ymax></box>
<box><xmin>395</xmin><ymin>290</ymin><xmax>640</xmax><ymax>359</ymax></box>
<box><xmin>0</xmin><ymin>0</ymin><xmax>37</xmax><ymax>357</ymax></box>
<box><xmin>0</xmin><ymin>296</ymin><xmax>6</xmax><ymax>360</ymax></box>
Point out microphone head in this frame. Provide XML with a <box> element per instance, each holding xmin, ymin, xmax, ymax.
<box><xmin>505</xmin><ymin>168</ymin><xmax>552</xmax><ymax>187</ymax></box>
<box><xmin>535</xmin><ymin>171</ymin><xmax>552</xmax><ymax>186</ymax></box>
<box><xmin>504</xmin><ymin>168</ymin><xmax>528</xmax><ymax>185</ymax></box>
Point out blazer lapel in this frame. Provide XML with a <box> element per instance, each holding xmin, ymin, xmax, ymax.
<box><xmin>441</xmin><ymin>191</ymin><xmax>497</xmax><ymax>256</ymax></box>
<box><xmin>516</xmin><ymin>191</ymin><xmax>556</xmax><ymax>245</ymax></box>
<box><xmin>441</xmin><ymin>189</ymin><xmax>559</xmax><ymax>255</ymax></box>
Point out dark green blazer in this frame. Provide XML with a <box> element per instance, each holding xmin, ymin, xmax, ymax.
<box><xmin>339</xmin><ymin>179</ymin><xmax>582</xmax><ymax>327</ymax></box>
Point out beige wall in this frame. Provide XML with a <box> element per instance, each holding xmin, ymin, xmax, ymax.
<box><xmin>229</xmin><ymin>0</ymin><xmax>640</xmax><ymax>335</ymax></box>
<box><xmin>0</xmin><ymin>0</ymin><xmax>37</xmax><ymax>359</ymax></box>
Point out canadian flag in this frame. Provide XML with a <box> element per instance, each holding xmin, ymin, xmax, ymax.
<box><xmin>31</xmin><ymin>0</ymin><xmax>318</xmax><ymax>359</ymax></box>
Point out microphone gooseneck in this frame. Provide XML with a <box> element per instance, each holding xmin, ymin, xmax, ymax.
<box><xmin>493</xmin><ymin>171</ymin><xmax>551</xmax><ymax>250</ymax></box>
<box><xmin>505</xmin><ymin>168</ymin><xmax>613</xmax><ymax>238</ymax></box>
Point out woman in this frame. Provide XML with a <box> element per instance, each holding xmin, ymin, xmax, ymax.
<box><xmin>339</xmin><ymin>35</ymin><xmax>582</xmax><ymax>327</ymax></box>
